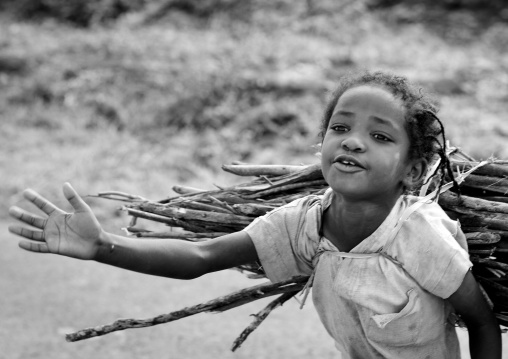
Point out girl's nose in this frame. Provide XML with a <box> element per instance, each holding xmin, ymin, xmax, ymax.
<box><xmin>341</xmin><ymin>136</ymin><xmax>365</xmax><ymax>152</ymax></box>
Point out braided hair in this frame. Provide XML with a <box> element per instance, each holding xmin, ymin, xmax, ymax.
<box><xmin>320</xmin><ymin>71</ymin><xmax>458</xmax><ymax>194</ymax></box>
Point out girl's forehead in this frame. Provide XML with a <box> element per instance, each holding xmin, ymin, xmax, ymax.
<box><xmin>334</xmin><ymin>85</ymin><xmax>406</xmax><ymax>121</ymax></box>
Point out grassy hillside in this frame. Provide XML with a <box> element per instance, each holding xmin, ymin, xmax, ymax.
<box><xmin>2</xmin><ymin>0</ymin><xmax>508</xmax><ymax>225</ymax></box>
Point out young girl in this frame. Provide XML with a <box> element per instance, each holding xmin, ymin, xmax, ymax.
<box><xmin>9</xmin><ymin>71</ymin><xmax>501</xmax><ymax>358</ymax></box>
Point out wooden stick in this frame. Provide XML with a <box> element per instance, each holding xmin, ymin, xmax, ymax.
<box><xmin>236</xmin><ymin>163</ymin><xmax>323</xmax><ymax>193</ymax></box>
<box><xmin>452</xmin><ymin>160</ymin><xmax>508</xmax><ymax>178</ymax></box>
<box><xmin>173</xmin><ymin>200</ymin><xmax>234</xmax><ymax>214</ymax></box>
<box><xmin>469</xmin><ymin>249</ymin><xmax>497</xmax><ymax>256</ymax></box>
<box><xmin>478</xmin><ymin>283</ymin><xmax>494</xmax><ymax>309</ymax></box>
<box><xmin>135</xmin><ymin>203</ymin><xmax>252</xmax><ymax>227</ymax></box>
<box><xmin>123</xmin><ymin>226</ymin><xmax>151</xmax><ymax>233</ymax></box>
<box><xmin>476</xmin><ymin>277</ymin><xmax>508</xmax><ymax>302</ymax></box>
<box><xmin>477</xmin><ymin>196</ymin><xmax>508</xmax><ymax>204</ymax></box>
<box><xmin>232</xmin><ymin>203</ymin><xmax>276</xmax><ymax>217</ymax></box>
<box><xmin>172</xmin><ymin>185</ymin><xmax>206</xmax><ymax>195</ymax></box>
<box><xmin>206</xmin><ymin>195</ymin><xmax>240</xmax><ymax>215</ymax></box>
<box><xmin>439</xmin><ymin>192</ymin><xmax>508</xmax><ymax>214</ymax></box>
<box><xmin>164</xmin><ymin>171</ymin><xmax>320</xmax><ymax>205</ymax></box>
<box><xmin>126</xmin><ymin>230</ymin><xmax>229</xmax><ymax>239</ymax></box>
<box><xmin>125</xmin><ymin>208</ymin><xmax>209</xmax><ymax>233</ymax></box>
<box><xmin>461</xmin><ymin>227</ymin><xmax>508</xmax><ymax>240</ymax></box>
<box><xmin>222</xmin><ymin>164</ymin><xmax>308</xmax><ymax>177</ymax></box>
<box><xmin>461</xmin><ymin>174</ymin><xmax>508</xmax><ymax>195</ymax></box>
<box><xmin>96</xmin><ymin>191</ymin><xmax>148</xmax><ymax>201</ymax></box>
<box><xmin>465</xmin><ymin>232</ymin><xmax>501</xmax><ymax>245</ymax></box>
<box><xmin>471</xmin><ymin>257</ymin><xmax>508</xmax><ymax>272</ymax></box>
<box><xmin>160</xmin><ymin>188</ymin><xmax>224</xmax><ymax>204</ymax></box>
<box><xmin>242</xmin><ymin>179</ymin><xmax>327</xmax><ymax>199</ymax></box>
<box><xmin>65</xmin><ymin>276</ymin><xmax>309</xmax><ymax>342</ymax></box>
<box><xmin>231</xmin><ymin>291</ymin><xmax>297</xmax><ymax>352</ymax></box>
<box><xmin>127</xmin><ymin>232</ymin><xmax>206</xmax><ymax>241</ymax></box>
<box><xmin>450</xmin><ymin>149</ymin><xmax>476</xmax><ymax>162</ymax></box>
<box><xmin>453</xmin><ymin>211</ymin><xmax>508</xmax><ymax>231</ymax></box>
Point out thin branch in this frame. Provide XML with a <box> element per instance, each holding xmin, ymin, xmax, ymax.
<box><xmin>65</xmin><ymin>276</ymin><xmax>308</xmax><ymax>342</ymax></box>
<box><xmin>222</xmin><ymin>164</ymin><xmax>307</xmax><ymax>177</ymax></box>
<box><xmin>231</xmin><ymin>291</ymin><xmax>297</xmax><ymax>352</ymax></box>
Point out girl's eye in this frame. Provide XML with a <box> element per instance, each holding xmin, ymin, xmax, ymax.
<box><xmin>373</xmin><ymin>133</ymin><xmax>391</xmax><ymax>142</ymax></box>
<box><xmin>330</xmin><ymin>125</ymin><xmax>348</xmax><ymax>132</ymax></box>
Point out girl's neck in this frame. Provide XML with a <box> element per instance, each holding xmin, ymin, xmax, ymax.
<box><xmin>322</xmin><ymin>190</ymin><xmax>402</xmax><ymax>252</ymax></box>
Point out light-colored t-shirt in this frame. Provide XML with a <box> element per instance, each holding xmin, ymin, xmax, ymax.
<box><xmin>243</xmin><ymin>188</ymin><xmax>472</xmax><ymax>359</ymax></box>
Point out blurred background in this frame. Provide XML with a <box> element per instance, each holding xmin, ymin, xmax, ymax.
<box><xmin>1</xmin><ymin>0</ymin><xmax>508</xmax><ymax>358</ymax></box>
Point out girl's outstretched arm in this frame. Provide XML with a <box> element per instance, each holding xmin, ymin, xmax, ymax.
<box><xmin>8</xmin><ymin>183</ymin><xmax>259</xmax><ymax>279</ymax></box>
<box><xmin>448</xmin><ymin>270</ymin><xmax>502</xmax><ymax>359</ymax></box>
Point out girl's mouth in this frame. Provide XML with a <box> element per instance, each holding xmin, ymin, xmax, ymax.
<box><xmin>340</xmin><ymin>160</ymin><xmax>358</xmax><ymax>166</ymax></box>
<box><xmin>333</xmin><ymin>154</ymin><xmax>366</xmax><ymax>169</ymax></box>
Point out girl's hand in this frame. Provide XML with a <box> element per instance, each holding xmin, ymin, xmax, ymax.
<box><xmin>8</xmin><ymin>183</ymin><xmax>103</xmax><ymax>260</ymax></box>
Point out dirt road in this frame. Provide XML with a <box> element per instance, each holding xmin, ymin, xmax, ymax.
<box><xmin>1</xmin><ymin>221</ymin><xmax>505</xmax><ymax>358</ymax></box>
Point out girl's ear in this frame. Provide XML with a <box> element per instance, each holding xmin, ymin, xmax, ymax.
<box><xmin>402</xmin><ymin>158</ymin><xmax>428</xmax><ymax>190</ymax></box>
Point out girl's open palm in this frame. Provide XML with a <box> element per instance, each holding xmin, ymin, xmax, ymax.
<box><xmin>8</xmin><ymin>183</ymin><xmax>103</xmax><ymax>260</ymax></box>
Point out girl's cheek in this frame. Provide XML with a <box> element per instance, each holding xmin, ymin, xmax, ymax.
<box><xmin>386</xmin><ymin>153</ymin><xmax>403</xmax><ymax>176</ymax></box>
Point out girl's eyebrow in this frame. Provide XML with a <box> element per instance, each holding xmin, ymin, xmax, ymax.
<box><xmin>370</xmin><ymin>116</ymin><xmax>397</xmax><ymax>130</ymax></box>
<box><xmin>331</xmin><ymin>110</ymin><xmax>354</xmax><ymax>118</ymax></box>
<box><xmin>331</xmin><ymin>111</ymin><xmax>400</xmax><ymax>131</ymax></box>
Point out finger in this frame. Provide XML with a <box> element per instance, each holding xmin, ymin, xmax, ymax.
<box><xmin>23</xmin><ymin>189</ymin><xmax>60</xmax><ymax>216</ymax></box>
<box><xmin>18</xmin><ymin>240</ymin><xmax>50</xmax><ymax>253</ymax></box>
<box><xmin>8</xmin><ymin>224</ymin><xmax>45</xmax><ymax>241</ymax></box>
<box><xmin>9</xmin><ymin>206</ymin><xmax>47</xmax><ymax>229</ymax></box>
<box><xmin>63</xmin><ymin>183</ymin><xmax>91</xmax><ymax>213</ymax></box>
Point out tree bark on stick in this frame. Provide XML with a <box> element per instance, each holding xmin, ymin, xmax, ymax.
<box><xmin>222</xmin><ymin>164</ymin><xmax>307</xmax><ymax>177</ymax></box>
<box><xmin>125</xmin><ymin>208</ymin><xmax>209</xmax><ymax>233</ymax></box>
<box><xmin>466</xmin><ymin>232</ymin><xmax>501</xmax><ymax>245</ymax></box>
<box><xmin>451</xmin><ymin>160</ymin><xmax>508</xmax><ymax>178</ymax></box>
<box><xmin>126</xmin><ymin>229</ymin><xmax>229</xmax><ymax>239</ymax></box>
<box><xmin>243</xmin><ymin>180</ymin><xmax>327</xmax><ymax>199</ymax></box>
<box><xmin>236</xmin><ymin>163</ymin><xmax>323</xmax><ymax>193</ymax></box>
<box><xmin>461</xmin><ymin>227</ymin><xmax>508</xmax><ymax>240</ymax></box>
<box><xmin>231</xmin><ymin>291</ymin><xmax>297</xmax><ymax>351</ymax></box>
<box><xmin>231</xmin><ymin>203</ymin><xmax>276</xmax><ymax>217</ymax></box>
<box><xmin>471</xmin><ymin>257</ymin><xmax>508</xmax><ymax>272</ymax></box>
<box><xmin>172</xmin><ymin>185</ymin><xmax>205</xmax><ymax>195</ymax></box>
<box><xmin>66</xmin><ymin>276</ymin><xmax>308</xmax><ymax>342</ymax></box>
<box><xmin>137</xmin><ymin>202</ymin><xmax>252</xmax><ymax>226</ymax></box>
<box><xmin>460</xmin><ymin>174</ymin><xmax>508</xmax><ymax>195</ymax></box>
<box><xmin>174</xmin><ymin>200</ymin><xmax>235</xmax><ymax>214</ymax></box>
<box><xmin>453</xmin><ymin>211</ymin><xmax>508</xmax><ymax>231</ymax></box>
<box><xmin>476</xmin><ymin>277</ymin><xmax>508</xmax><ymax>303</ymax></box>
<box><xmin>439</xmin><ymin>192</ymin><xmax>508</xmax><ymax>214</ymax></box>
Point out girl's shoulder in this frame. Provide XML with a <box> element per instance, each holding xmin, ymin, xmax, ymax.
<box><xmin>242</xmin><ymin>190</ymin><xmax>330</xmax><ymax>281</ymax></box>
<box><xmin>245</xmin><ymin>190</ymin><xmax>329</xmax><ymax>238</ymax></box>
<box><xmin>262</xmin><ymin>188</ymin><xmax>331</xmax><ymax>220</ymax></box>
<box><xmin>402</xmin><ymin>195</ymin><xmax>463</xmax><ymax>244</ymax></box>
<box><xmin>387</xmin><ymin>195</ymin><xmax>472</xmax><ymax>298</ymax></box>
<box><xmin>390</xmin><ymin>194</ymin><xmax>469</xmax><ymax>266</ymax></box>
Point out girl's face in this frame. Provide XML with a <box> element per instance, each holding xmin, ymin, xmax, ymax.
<box><xmin>321</xmin><ymin>85</ymin><xmax>421</xmax><ymax>203</ymax></box>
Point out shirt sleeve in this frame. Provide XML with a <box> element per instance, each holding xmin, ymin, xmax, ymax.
<box><xmin>389</xmin><ymin>202</ymin><xmax>472</xmax><ymax>299</ymax></box>
<box><xmin>242</xmin><ymin>196</ymin><xmax>321</xmax><ymax>282</ymax></box>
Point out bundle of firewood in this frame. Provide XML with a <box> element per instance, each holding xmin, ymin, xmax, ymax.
<box><xmin>66</xmin><ymin>148</ymin><xmax>508</xmax><ymax>349</ymax></box>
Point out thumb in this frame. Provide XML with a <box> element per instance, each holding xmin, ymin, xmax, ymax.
<box><xmin>63</xmin><ymin>182</ymin><xmax>90</xmax><ymax>212</ymax></box>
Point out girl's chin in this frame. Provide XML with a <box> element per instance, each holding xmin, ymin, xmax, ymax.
<box><xmin>328</xmin><ymin>183</ymin><xmax>401</xmax><ymax>202</ymax></box>
<box><xmin>328</xmin><ymin>183</ymin><xmax>370</xmax><ymax>198</ymax></box>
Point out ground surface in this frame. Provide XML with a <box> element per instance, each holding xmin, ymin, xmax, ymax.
<box><xmin>1</xmin><ymin>221</ymin><xmax>338</xmax><ymax>359</ymax></box>
<box><xmin>3</xmin><ymin>221</ymin><xmax>508</xmax><ymax>358</ymax></box>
